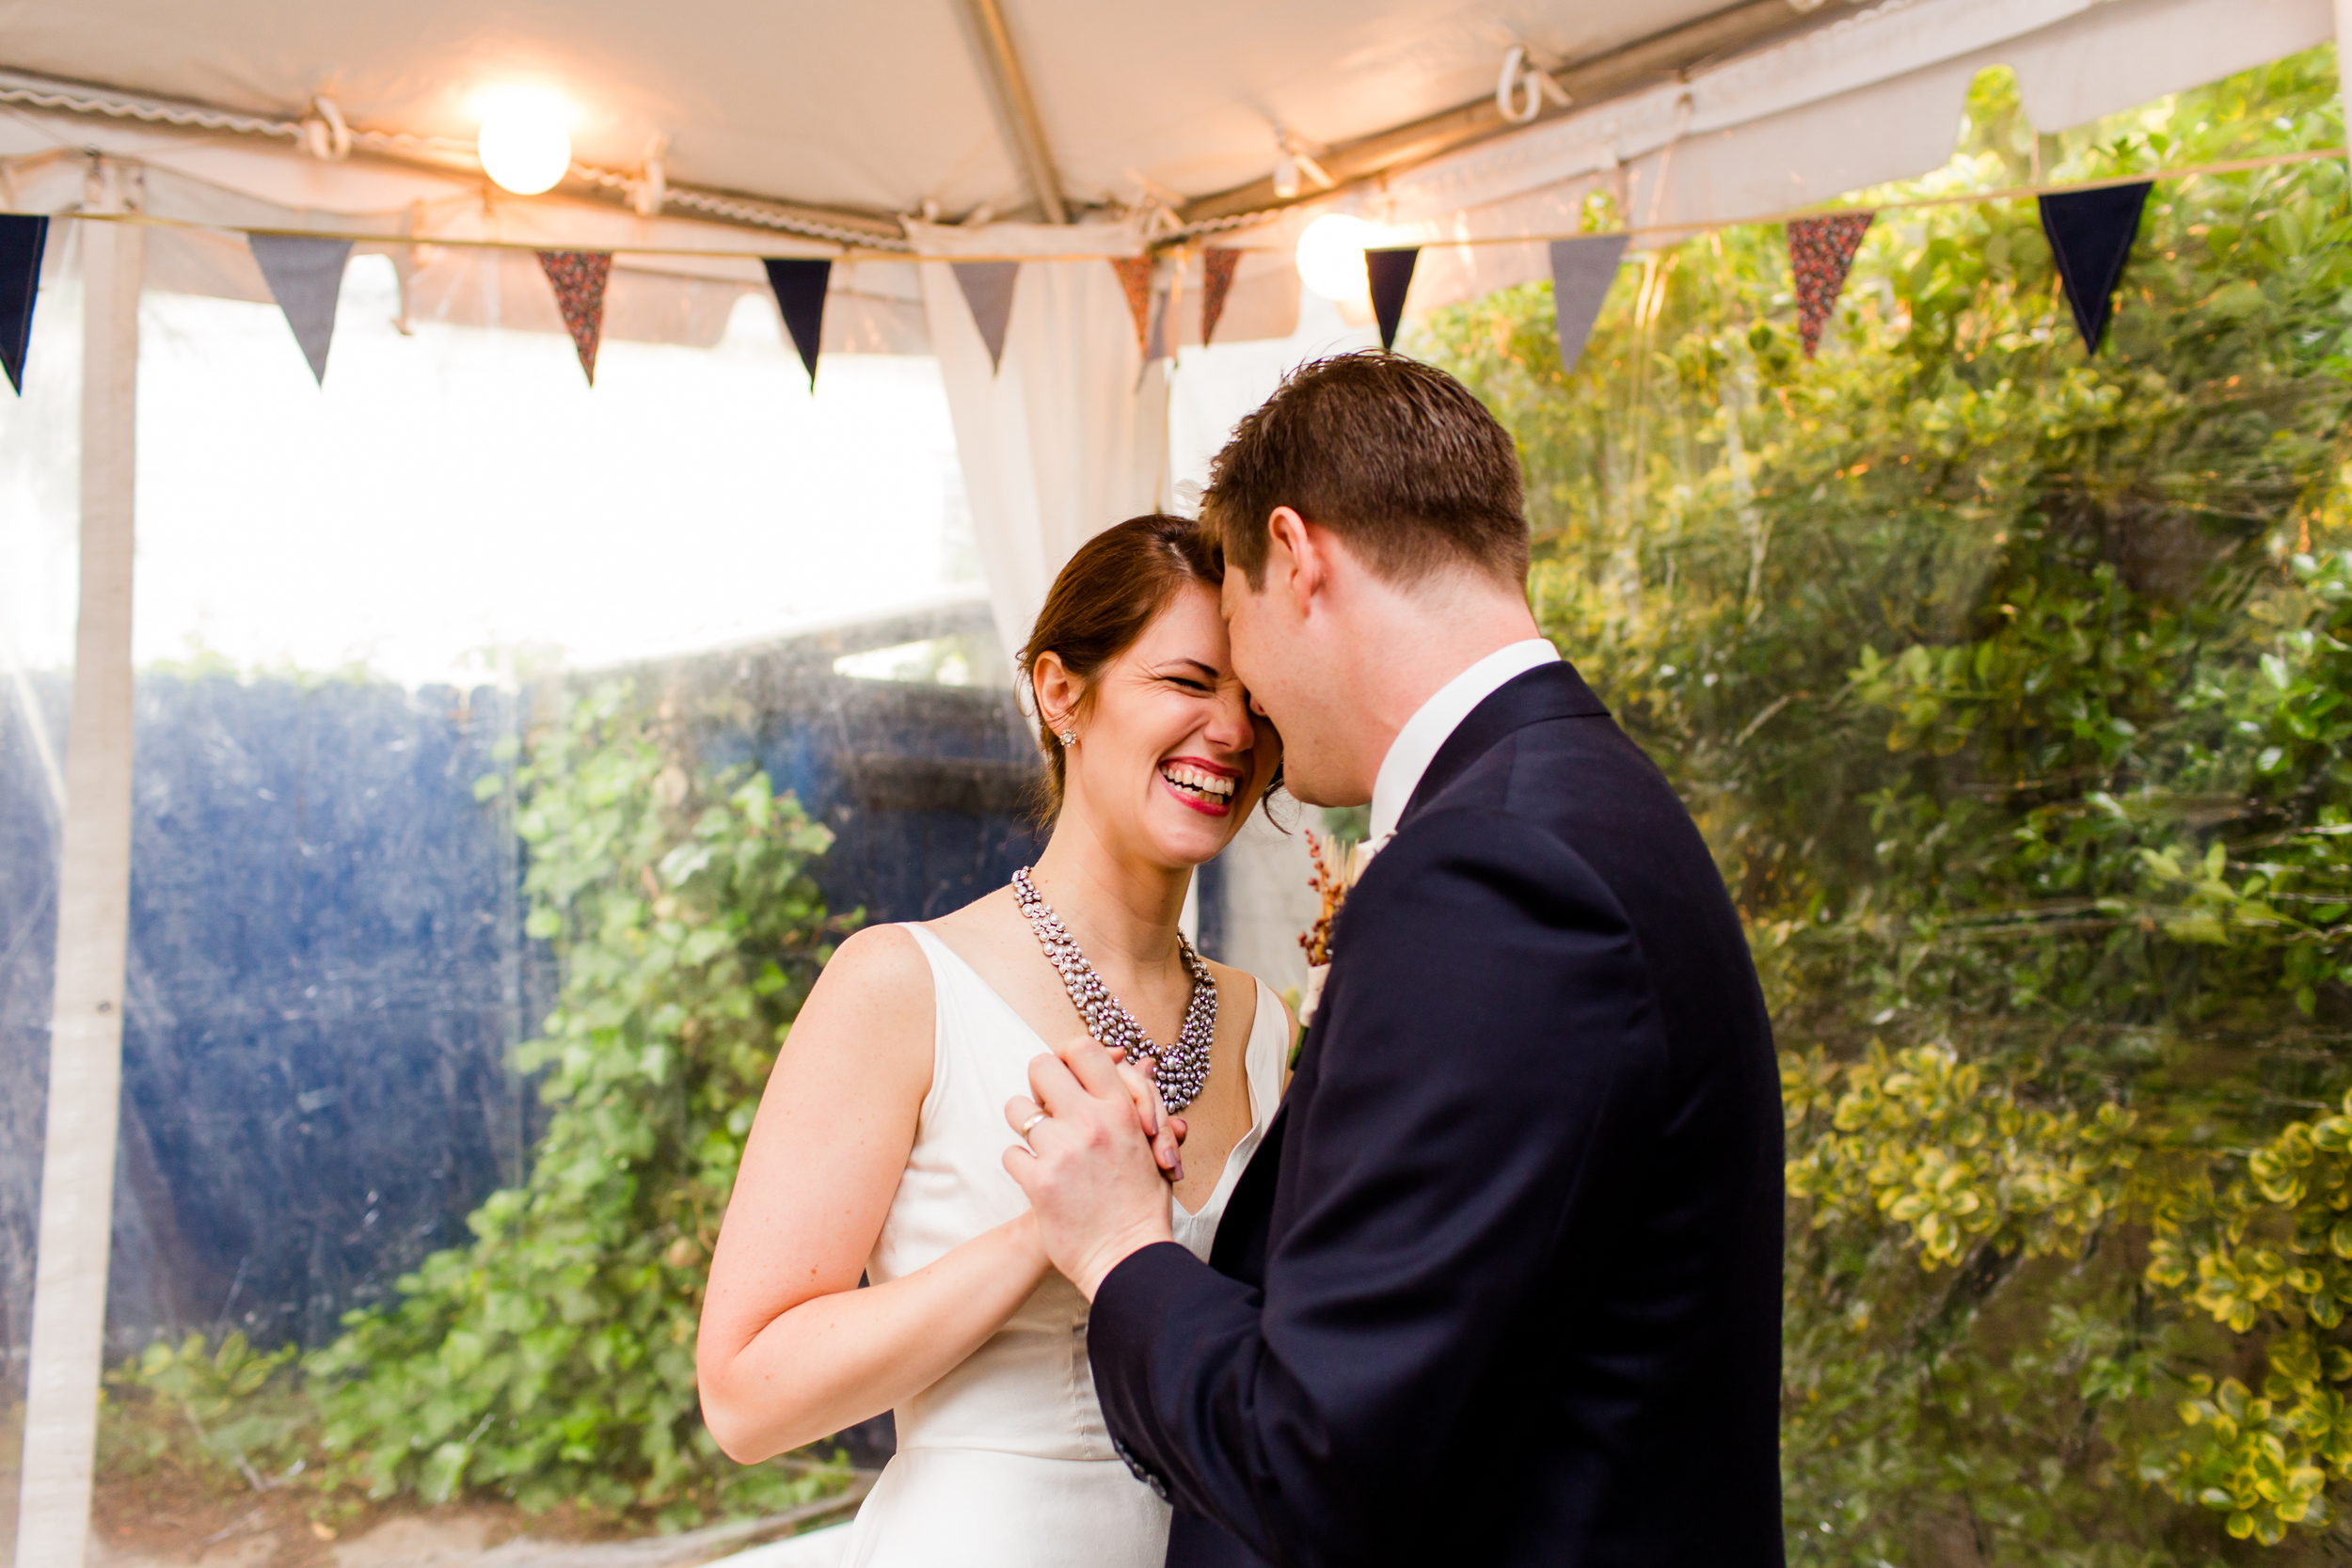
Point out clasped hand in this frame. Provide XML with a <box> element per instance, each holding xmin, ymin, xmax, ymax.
<box><xmin>1003</xmin><ymin>1037</ymin><xmax>1183</xmax><ymax>1300</ymax></box>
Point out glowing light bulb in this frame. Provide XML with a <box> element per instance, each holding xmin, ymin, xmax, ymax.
<box><xmin>1295</xmin><ymin>214</ymin><xmax>1381</xmax><ymax>302</ymax></box>
<box><xmin>475</xmin><ymin>87</ymin><xmax>574</xmax><ymax>196</ymax></box>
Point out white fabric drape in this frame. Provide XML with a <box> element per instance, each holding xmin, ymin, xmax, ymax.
<box><xmin>909</xmin><ymin>221</ymin><xmax>1169</xmax><ymax>669</ymax></box>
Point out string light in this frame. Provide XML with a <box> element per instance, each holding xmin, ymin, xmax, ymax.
<box><xmin>474</xmin><ymin>87</ymin><xmax>574</xmax><ymax>196</ymax></box>
<box><xmin>1295</xmin><ymin>214</ymin><xmax>1380</xmax><ymax>301</ymax></box>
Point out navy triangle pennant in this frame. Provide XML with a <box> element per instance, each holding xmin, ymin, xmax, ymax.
<box><xmin>1365</xmin><ymin>247</ymin><xmax>1420</xmax><ymax>352</ymax></box>
<box><xmin>2039</xmin><ymin>182</ymin><xmax>2151</xmax><ymax>356</ymax></box>
<box><xmin>764</xmin><ymin>257</ymin><xmax>832</xmax><ymax>388</ymax></box>
<box><xmin>0</xmin><ymin>214</ymin><xmax>50</xmax><ymax>395</ymax></box>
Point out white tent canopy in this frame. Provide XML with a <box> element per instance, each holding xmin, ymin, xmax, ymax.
<box><xmin>6</xmin><ymin>2</ymin><xmax>2349</xmax><ymax>1564</ymax></box>
<box><xmin>0</xmin><ymin>0</ymin><xmax>1780</xmax><ymax>225</ymax></box>
<box><xmin>6</xmin><ymin>0</ymin><xmax>2334</xmax><ymax>651</ymax></box>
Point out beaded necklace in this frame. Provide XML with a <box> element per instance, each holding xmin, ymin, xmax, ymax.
<box><xmin>1010</xmin><ymin>866</ymin><xmax>1216</xmax><ymax>1113</ymax></box>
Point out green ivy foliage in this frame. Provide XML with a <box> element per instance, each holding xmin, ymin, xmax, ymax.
<box><xmin>300</xmin><ymin>680</ymin><xmax>853</xmax><ymax>1525</ymax></box>
<box><xmin>100</xmin><ymin>1332</ymin><xmax>311</xmax><ymax>1495</ymax></box>
<box><xmin>1419</xmin><ymin>45</ymin><xmax>2352</xmax><ymax>1563</ymax></box>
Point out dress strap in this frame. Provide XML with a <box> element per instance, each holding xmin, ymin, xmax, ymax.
<box><xmin>898</xmin><ymin>920</ymin><xmax>955</xmax><ymax>974</ymax></box>
<box><xmin>1242</xmin><ymin>978</ymin><xmax>1290</xmax><ymax>1129</ymax></box>
<box><xmin>891</xmin><ymin>924</ymin><xmax>960</xmax><ymax>1130</ymax></box>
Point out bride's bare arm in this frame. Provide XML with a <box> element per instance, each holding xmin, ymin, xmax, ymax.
<box><xmin>697</xmin><ymin>925</ymin><xmax>1049</xmax><ymax>1464</ymax></box>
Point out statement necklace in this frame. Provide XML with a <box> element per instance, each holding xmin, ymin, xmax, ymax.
<box><xmin>1010</xmin><ymin>866</ymin><xmax>1216</xmax><ymax>1113</ymax></box>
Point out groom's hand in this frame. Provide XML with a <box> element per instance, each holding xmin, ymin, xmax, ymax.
<box><xmin>1005</xmin><ymin>1035</ymin><xmax>1175</xmax><ymax>1300</ymax></box>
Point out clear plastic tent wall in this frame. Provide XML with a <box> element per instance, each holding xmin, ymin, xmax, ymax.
<box><xmin>0</xmin><ymin>214</ymin><xmax>80</xmax><ymax>1550</ymax></box>
<box><xmin>0</xmin><ymin>198</ymin><xmax>1369</xmax><ymax>1548</ymax></box>
<box><xmin>0</xmin><ymin>233</ymin><xmax>1038</xmax><ymax>1522</ymax></box>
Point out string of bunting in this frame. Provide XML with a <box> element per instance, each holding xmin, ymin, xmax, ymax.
<box><xmin>1365</xmin><ymin>172</ymin><xmax>2166</xmax><ymax>363</ymax></box>
<box><xmin>0</xmin><ymin>147</ymin><xmax>2328</xmax><ymax>394</ymax></box>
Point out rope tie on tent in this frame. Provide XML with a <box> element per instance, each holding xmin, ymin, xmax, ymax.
<box><xmin>1496</xmin><ymin>46</ymin><xmax>1571</xmax><ymax>125</ymax></box>
<box><xmin>300</xmin><ymin>96</ymin><xmax>352</xmax><ymax>161</ymax></box>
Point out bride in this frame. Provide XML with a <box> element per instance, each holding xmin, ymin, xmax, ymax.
<box><xmin>698</xmin><ymin>514</ymin><xmax>1291</xmax><ymax>1566</ymax></box>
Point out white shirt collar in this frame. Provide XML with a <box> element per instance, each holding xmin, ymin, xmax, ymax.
<box><xmin>1366</xmin><ymin>639</ymin><xmax>1560</xmax><ymax>844</ymax></box>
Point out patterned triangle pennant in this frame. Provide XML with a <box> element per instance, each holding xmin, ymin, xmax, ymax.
<box><xmin>536</xmin><ymin>250</ymin><xmax>614</xmax><ymax>385</ymax></box>
<box><xmin>1547</xmin><ymin>235</ymin><xmax>1628</xmax><ymax>373</ymax></box>
<box><xmin>1110</xmin><ymin>257</ymin><xmax>1152</xmax><ymax>352</ymax></box>
<box><xmin>1788</xmin><ymin>211</ymin><xmax>1874</xmax><ymax>359</ymax></box>
<box><xmin>952</xmin><ymin>260</ymin><xmax>1020</xmax><ymax>373</ymax></box>
<box><xmin>1365</xmin><ymin>246</ymin><xmax>1420</xmax><ymax>352</ymax></box>
<box><xmin>0</xmin><ymin>214</ymin><xmax>49</xmax><ymax>395</ymax></box>
<box><xmin>249</xmin><ymin>233</ymin><xmax>353</xmax><ymax>385</ymax></box>
<box><xmin>2039</xmin><ymin>182</ymin><xmax>2152</xmax><ymax>356</ymax></box>
<box><xmin>763</xmin><ymin>257</ymin><xmax>832</xmax><ymax>388</ymax></box>
<box><xmin>1200</xmin><ymin>247</ymin><xmax>1241</xmax><ymax>346</ymax></box>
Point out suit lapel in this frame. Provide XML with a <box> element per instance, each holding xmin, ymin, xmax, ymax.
<box><xmin>1211</xmin><ymin>664</ymin><xmax>1608</xmax><ymax>1289</ymax></box>
<box><xmin>1208</xmin><ymin>1105</ymin><xmax>1282</xmax><ymax>1283</ymax></box>
<box><xmin>1399</xmin><ymin>659</ymin><xmax>1609</xmax><ymax>831</ymax></box>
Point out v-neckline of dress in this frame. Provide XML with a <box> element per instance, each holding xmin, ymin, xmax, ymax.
<box><xmin>915</xmin><ymin>924</ymin><xmax>1264</xmax><ymax>1219</ymax></box>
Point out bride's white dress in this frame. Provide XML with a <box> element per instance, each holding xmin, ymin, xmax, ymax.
<box><xmin>830</xmin><ymin>922</ymin><xmax>1287</xmax><ymax>1568</ymax></box>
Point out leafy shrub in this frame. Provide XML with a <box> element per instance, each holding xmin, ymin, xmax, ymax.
<box><xmin>301</xmin><ymin>680</ymin><xmax>853</xmax><ymax>1524</ymax></box>
<box><xmin>100</xmin><ymin>1332</ymin><xmax>312</xmax><ymax>1495</ymax></box>
<box><xmin>1421</xmin><ymin>44</ymin><xmax>2352</xmax><ymax>1562</ymax></box>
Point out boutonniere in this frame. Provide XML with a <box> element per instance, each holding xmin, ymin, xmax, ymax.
<box><xmin>1294</xmin><ymin>830</ymin><xmax>1368</xmax><ymax>1058</ymax></box>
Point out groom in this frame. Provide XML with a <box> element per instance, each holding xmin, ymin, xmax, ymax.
<box><xmin>1006</xmin><ymin>352</ymin><xmax>1785</xmax><ymax>1566</ymax></box>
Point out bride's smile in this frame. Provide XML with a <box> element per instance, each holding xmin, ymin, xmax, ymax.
<box><xmin>1156</xmin><ymin>759</ymin><xmax>1237</xmax><ymax>814</ymax></box>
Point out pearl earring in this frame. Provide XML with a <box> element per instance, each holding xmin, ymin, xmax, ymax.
<box><xmin>1057</xmin><ymin>727</ymin><xmax>1076</xmax><ymax>747</ymax></box>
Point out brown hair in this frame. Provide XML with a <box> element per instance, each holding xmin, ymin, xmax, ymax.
<box><xmin>1202</xmin><ymin>350</ymin><xmax>1529</xmax><ymax>590</ymax></box>
<box><xmin>1018</xmin><ymin>514</ymin><xmax>1224</xmax><ymax>820</ymax></box>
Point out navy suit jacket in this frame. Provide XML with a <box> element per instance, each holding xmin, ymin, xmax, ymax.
<box><xmin>1087</xmin><ymin>660</ymin><xmax>1786</xmax><ymax>1567</ymax></box>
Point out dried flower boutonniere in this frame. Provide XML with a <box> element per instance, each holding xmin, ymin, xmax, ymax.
<box><xmin>1294</xmin><ymin>830</ymin><xmax>1366</xmax><ymax>1063</ymax></box>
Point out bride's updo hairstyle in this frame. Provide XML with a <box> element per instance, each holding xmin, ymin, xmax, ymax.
<box><xmin>1017</xmin><ymin>514</ymin><xmax>1224</xmax><ymax>822</ymax></box>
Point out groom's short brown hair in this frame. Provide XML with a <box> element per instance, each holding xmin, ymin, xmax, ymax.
<box><xmin>1201</xmin><ymin>351</ymin><xmax>1529</xmax><ymax>591</ymax></box>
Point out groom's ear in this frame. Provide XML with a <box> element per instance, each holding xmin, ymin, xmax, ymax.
<box><xmin>1265</xmin><ymin>506</ymin><xmax>1326</xmax><ymax>609</ymax></box>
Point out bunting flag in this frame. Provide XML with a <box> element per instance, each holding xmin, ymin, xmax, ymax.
<box><xmin>248</xmin><ymin>233</ymin><xmax>353</xmax><ymax>385</ymax></box>
<box><xmin>1788</xmin><ymin>211</ymin><xmax>1875</xmax><ymax>359</ymax></box>
<box><xmin>1365</xmin><ymin>246</ymin><xmax>1421</xmax><ymax>352</ymax></box>
<box><xmin>2040</xmin><ymin>182</ymin><xmax>2152</xmax><ymax>355</ymax></box>
<box><xmin>952</xmin><ymin>260</ymin><xmax>1020</xmax><ymax>373</ymax></box>
<box><xmin>1143</xmin><ymin>283</ymin><xmax>1169</xmax><ymax>366</ymax></box>
<box><xmin>763</xmin><ymin>257</ymin><xmax>832</xmax><ymax>388</ymax></box>
<box><xmin>0</xmin><ymin>214</ymin><xmax>49</xmax><ymax>395</ymax></box>
<box><xmin>1110</xmin><ymin>257</ymin><xmax>1152</xmax><ymax>353</ymax></box>
<box><xmin>537</xmin><ymin>250</ymin><xmax>614</xmax><ymax>385</ymax></box>
<box><xmin>1200</xmin><ymin>247</ymin><xmax>1242</xmax><ymax>346</ymax></box>
<box><xmin>1547</xmin><ymin>235</ymin><xmax>1629</xmax><ymax>373</ymax></box>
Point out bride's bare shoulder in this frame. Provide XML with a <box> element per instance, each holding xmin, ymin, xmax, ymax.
<box><xmin>916</xmin><ymin>884</ymin><xmax>1028</xmax><ymax>967</ymax></box>
<box><xmin>795</xmin><ymin>923</ymin><xmax>933</xmax><ymax>1052</ymax></box>
<box><xmin>819</xmin><ymin>920</ymin><xmax>928</xmax><ymax>981</ymax></box>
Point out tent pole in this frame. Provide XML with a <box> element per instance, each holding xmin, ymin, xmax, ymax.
<box><xmin>11</xmin><ymin>161</ymin><xmax>142</xmax><ymax>1568</ymax></box>
<box><xmin>961</xmin><ymin>0</ymin><xmax>1068</xmax><ymax>223</ymax></box>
